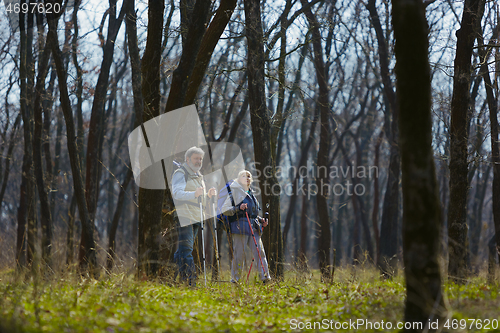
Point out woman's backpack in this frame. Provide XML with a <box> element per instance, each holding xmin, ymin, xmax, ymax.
<box><xmin>216</xmin><ymin>180</ymin><xmax>236</xmax><ymax>232</ymax></box>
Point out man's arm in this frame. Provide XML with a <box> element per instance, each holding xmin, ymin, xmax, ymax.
<box><xmin>171</xmin><ymin>172</ymin><xmax>196</xmax><ymax>201</ymax></box>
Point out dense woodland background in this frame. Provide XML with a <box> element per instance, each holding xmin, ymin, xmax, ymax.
<box><xmin>0</xmin><ymin>0</ymin><xmax>498</xmax><ymax>296</ymax></box>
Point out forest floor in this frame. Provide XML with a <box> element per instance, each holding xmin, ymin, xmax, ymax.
<box><xmin>0</xmin><ymin>266</ymin><xmax>499</xmax><ymax>332</ymax></box>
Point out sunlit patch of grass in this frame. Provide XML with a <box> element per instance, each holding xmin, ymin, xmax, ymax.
<box><xmin>0</xmin><ymin>267</ymin><xmax>499</xmax><ymax>332</ymax></box>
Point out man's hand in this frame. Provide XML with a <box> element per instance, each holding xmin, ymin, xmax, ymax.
<box><xmin>207</xmin><ymin>187</ymin><xmax>217</xmax><ymax>198</ymax></box>
<box><xmin>194</xmin><ymin>186</ymin><xmax>204</xmax><ymax>198</ymax></box>
<box><xmin>260</xmin><ymin>217</ymin><xmax>268</xmax><ymax>227</ymax></box>
<box><xmin>239</xmin><ymin>203</ymin><xmax>248</xmax><ymax>211</ymax></box>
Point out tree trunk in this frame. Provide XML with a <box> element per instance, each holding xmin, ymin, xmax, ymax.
<box><xmin>137</xmin><ymin>0</ymin><xmax>165</xmax><ymax>278</ymax></box>
<box><xmin>83</xmin><ymin>0</ymin><xmax>126</xmax><ymax>266</ymax></box>
<box><xmin>367</xmin><ymin>0</ymin><xmax>400</xmax><ymax>276</ymax></box>
<box><xmin>448</xmin><ymin>0</ymin><xmax>485</xmax><ymax>282</ymax></box>
<box><xmin>17</xmin><ymin>6</ymin><xmax>37</xmax><ymax>270</ymax></box>
<box><xmin>0</xmin><ymin>114</ymin><xmax>21</xmax><ymax>213</ymax></box>
<box><xmin>66</xmin><ymin>194</ymin><xmax>77</xmax><ymax>266</ymax></box>
<box><xmin>71</xmin><ymin>0</ymin><xmax>85</xmax><ymax>176</ymax></box>
<box><xmin>137</xmin><ymin>0</ymin><xmax>233</xmax><ymax>279</ymax></box>
<box><xmin>244</xmin><ymin>0</ymin><xmax>284</xmax><ymax>279</ymax></box>
<box><xmin>300</xmin><ymin>0</ymin><xmax>331</xmax><ymax>281</ymax></box>
<box><xmin>47</xmin><ymin>16</ymin><xmax>97</xmax><ymax>276</ymax></box>
<box><xmin>184</xmin><ymin>0</ymin><xmax>238</xmax><ymax>105</ymax></box>
<box><xmin>487</xmin><ymin>235</ymin><xmax>497</xmax><ymax>282</ymax></box>
<box><xmin>106</xmin><ymin>168</ymin><xmax>133</xmax><ymax>272</ymax></box>
<box><xmin>32</xmin><ymin>31</ymin><xmax>53</xmax><ymax>269</ymax></box>
<box><xmin>392</xmin><ymin>0</ymin><xmax>449</xmax><ymax>329</ymax></box>
<box><xmin>297</xmin><ymin>179</ymin><xmax>309</xmax><ymax>271</ymax></box>
<box><xmin>163</xmin><ymin>0</ymin><xmax>210</xmax><ymax>113</ymax></box>
<box><xmin>468</xmin><ymin>164</ymin><xmax>490</xmax><ymax>269</ymax></box>
<box><xmin>183</xmin><ymin>0</ymin><xmax>238</xmax><ymax>281</ymax></box>
<box><xmin>371</xmin><ymin>131</ymin><xmax>383</xmax><ymax>265</ymax></box>
<box><xmin>479</xmin><ymin>21</ymin><xmax>500</xmax><ymax>274</ymax></box>
<box><xmin>43</xmin><ymin>65</ymin><xmax>57</xmax><ymax>220</ymax></box>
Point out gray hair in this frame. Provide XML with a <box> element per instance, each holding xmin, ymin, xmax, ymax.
<box><xmin>237</xmin><ymin>170</ymin><xmax>252</xmax><ymax>181</ymax></box>
<box><xmin>185</xmin><ymin>146</ymin><xmax>205</xmax><ymax>160</ymax></box>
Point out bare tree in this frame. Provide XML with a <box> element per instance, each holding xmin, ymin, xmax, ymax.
<box><xmin>105</xmin><ymin>0</ymin><xmax>143</xmax><ymax>273</ymax></box>
<box><xmin>478</xmin><ymin>16</ymin><xmax>500</xmax><ymax>275</ymax></box>
<box><xmin>244</xmin><ymin>0</ymin><xmax>284</xmax><ymax>279</ymax></box>
<box><xmin>137</xmin><ymin>0</ymin><xmax>166</xmax><ymax>277</ymax></box>
<box><xmin>82</xmin><ymin>0</ymin><xmax>127</xmax><ymax>269</ymax></box>
<box><xmin>32</xmin><ymin>18</ymin><xmax>53</xmax><ymax>268</ymax></box>
<box><xmin>300</xmin><ymin>0</ymin><xmax>332</xmax><ymax>281</ymax></box>
<box><xmin>47</xmin><ymin>10</ymin><xmax>97</xmax><ymax>276</ymax></box>
<box><xmin>392</xmin><ymin>0</ymin><xmax>449</xmax><ymax>329</ymax></box>
<box><xmin>17</xmin><ymin>4</ymin><xmax>37</xmax><ymax>269</ymax></box>
<box><xmin>366</xmin><ymin>0</ymin><xmax>400</xmax><ymax>275</ymax></box>
<box><xmin>448</xmin><ymin>0</ymin><xmax>485</xmax><ymax>282</ymax></box>
<box><xmin>139</xmin><ymin>0</ymin><xmax>235</xmax><ymax>277</ymax></box>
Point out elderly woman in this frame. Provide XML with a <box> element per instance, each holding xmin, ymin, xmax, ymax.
<box><xmin>221</xmin><ymin>170</ymin><xmax>271</xmax><ymax>283</ymax></box>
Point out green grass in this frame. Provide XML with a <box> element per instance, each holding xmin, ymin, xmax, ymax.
<box><xmin>0</xmin><ymin>268</ymin><xmax>499</xmax><ymax>332</ymax></box>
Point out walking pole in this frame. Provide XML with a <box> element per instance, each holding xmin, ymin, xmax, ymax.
<box><xmin>245</xmin><ymin>211</ymin><xmax>267</xmax><ymax>277</ymax></box>
<box><xmin>212</xmin><ymin>195</ymin><xmax>220</xmax><ymax>275</ymax></box>
<box><xmin>198</xmin><ymin>196</ymin><xmax>206</xmax><ymax>287</ymax></box>
<box><xmin>246</xmin><ymin>258</ymin><xmax>254</xmax><ymax>283</ymax></box>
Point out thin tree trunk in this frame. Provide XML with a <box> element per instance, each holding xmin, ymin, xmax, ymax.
<box><xmin>352</xmin><ymin>138</ymin><xmax>374</xmax><ymax>260</ymax></box>
<box><xmin>371</xmin><ymin>131</ymin><xmax>383</xmax><ymax>265</ymax></box>
<box><xmin>448</xmin><ymin>0</ymin><xmax>485</xmax><ymax>282</ymax></box>
<box><xmin>137</xmin><ymin>0</ymin><xmax>166</xmax><ymax>278</ymax></box>
<box><xmin>66</xmin><ymin>194</ymin><xmax>77</xmax><ymax>266</ymax></box>
<box><xmin>17</xmin><ymin>5</ymin><xmax>37</xmax><ymax>269</ymax></box>
<box><xmin>47</xmin><ymin>15</ymin><xmax>97</xmax><ymax>276</ymax></box>
<box><xmin>487</xmin><ymin>235</ymin><xmax>497</xmax><ymax>282</ymax></box>
<box><xmin>367</xmin><ymin>0</ymin><xmax>400</xmax><ymax>277</ymax></box>
<box><xmin>124</xmin><ymin>0</ymin><xmax>145</xmax><ymax>273</ymax></box>
<box><xmin>43</xmin><ymin>65</ymin><xmax>57</xmax><ymax>219</ymax></box>
<box><xmin>300</xmin><ymin>0</ymin><xmax>332</xmax><ymax>281</ymax></box>
<box><xmin>32</xmin><ymin>30</ymin><xmax>53</xmax><ymax>269</ymax></box>
<box><xmin>335</xmin><ymin>193</ymin><xmax>346</xmax><ymax>266</ymax></box>
<box><xmin>0</xmin><ymin>114</ymin><xmax>21</xmax><ymax>208</ymax></box>
<box><xmin>107</xmin><ymin>168</ymin><xmax>133</xmax><ymax>272</ymax></box>
<box><xmin>297</xmin><ymin>178</ymin><xmax>309</xmax><ymax>272</ymax></box>
<box><xmin>83</xmin><ymin>0</ymin><xmax>126</xmax><ymax>267</ymax></box>
<box><xmin>245</xmin><ymin>0</ymin><xmax>284</xmax><ymax>279</ymax></box>
<box><xmin>479</xmin><ymin>21</ymin><xmax>500</xmax><ymax>273</ymax></box>
<box><xmin>468</xmin><ymin>164</ymin><xmax>490</xmax><ymax>268</ymax></box>
<box><xmin>71</xmin><ymin>0</ymin><xmax>85</xmax><ymax>173</ymax></box>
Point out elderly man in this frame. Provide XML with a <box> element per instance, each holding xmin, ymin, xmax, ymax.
<box><xmin>172</xmin><ymin>146</ymin><xmax>216</xmax><ymax>286</ymax></box>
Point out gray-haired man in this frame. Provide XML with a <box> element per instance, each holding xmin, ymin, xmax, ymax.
<box><xmin>172</xmin><ymin>147</ymin><xmax>216</xmax><ymax>285</ymax></box>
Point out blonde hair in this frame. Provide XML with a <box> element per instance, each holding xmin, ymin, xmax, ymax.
<box><xmin>237</xmin><ymin>170</ymin><xmax>252</xmax><ymax>181</ymax></box>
